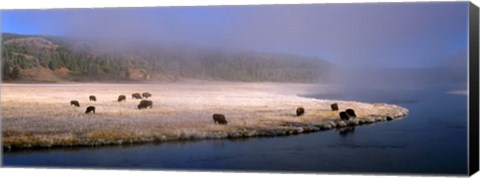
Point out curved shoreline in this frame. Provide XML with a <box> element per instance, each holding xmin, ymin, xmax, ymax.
<box><xmin>2</xmin><ymin>83</ymin><xmax>408</xmax><ymax>151</ymax></box>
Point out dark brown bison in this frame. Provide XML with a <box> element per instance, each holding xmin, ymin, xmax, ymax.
<box><xmin>85</xmin><ymin>106</ymin><xmax>95</xmax><ymax>114</ymax></box>
<box><xmin>212</xmin><ymin>114</ymin><xmax>228</xmax><ymax>125</ymax></box>
<box><xmin>339</xmin><ymin>111</ymin><xmax>349</xmax><ymax>120</ymax></box>
<box><xmin>142</xmin><ymin>92</ymin><xmax>152</xmax><ymax>98</ymax></box>
<box><xmin>345</xmin><ymin>109</ymin><xmax>356</xmax><ymax>118</ymax></box>
<box><xmin>138</xmin><ymin>100</ymin><xmax>153</xmax><ymax>109</ymax></box>
<box><xmin>132</xmin><ymin>93</ymin><xmax>142</xmax><ymax>99</ymax></box>
<box><xmin>118</xmin><ymin>95</ymin><xmax>126</xmax><ymax>102</ymax></box>
<box><xmin>89</xmin><ymin>95</ymin><xmax>96</xmax><ymax>101</ymax></box>
<box><xmin>70</xmin><ymin>100</ymin><xmax>80</xmax><ymax>107</ymax></box>
<box><xmin>331</xmin><ymin>103</ymin><xmax>339</xmax><ymax>111</ymax></box>
<box><xmin>296</xmin><ymin>107</ymin><xmax>305</xmax><ymax>116</ymax></box>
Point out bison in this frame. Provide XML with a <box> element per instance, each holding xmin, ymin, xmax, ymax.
<box><xmin>142</xmin><ymin>92</ymin><xmax>152</xmax><ymax>98</ymax></box>
<box><xmin>138</xmin><ymin>100</ymin><xmax>153</xmax><ymax>109</ymax></box>
<box><xmin>296</xmin><ymin>107</ymin><xmax>305</xmax><ymax>116</ymax></box>
<box><xmin>89</xmin><ymin>95</ymin><xmax>96</xmax><ymax>102</ymax></box>
<box><xmin>339</xmin><ymin>111</ymin><xmax>349</xmax><ymax>121</ymax></box>
<box><xmin>345</xmin><ymin>109</ymin><xmax>356</xmax><ymax>118</ymax></box>
<box><xmin>132</xmin><ymin>93</ymin><xmax>142</xmax><ymax>99</ymax></box>
<box><xmin>331</xmin><ymin>103</ymin><xmax>339</xmax><ymax>111</ymax></box>
<box><xmin>212</xmin><ymin>114</ymin><xmax>228</xmax><ymax>125</ymax></box>
<box><xmin>70</xmin><ymin>100</ymin><xmax>80</xmax><ymax>107</ymax></box>
<box><xmin>118</xmin><ymin>95</ymin><xmax>126</xmax><ymax>102</ymax></box>
<box><xmin>85</xmin><ymin>106</ymin><xmax>95</xmax><ymax>114</ymax></box>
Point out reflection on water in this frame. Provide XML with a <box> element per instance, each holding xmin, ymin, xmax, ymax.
<box><xmin>3</xmin><ymin>84</ymin><xmax>468</xmax><ymax>175</ymax></box>
<box><xmin>338</xmin><ymin>126</ymin><xmax>355</xmax><ymax>136</ymax></box>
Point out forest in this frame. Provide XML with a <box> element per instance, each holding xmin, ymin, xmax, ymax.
<box><xmin>1</xmin><ymin>33</ymin><xmax>331</xmax><ymax>82</ymax></box>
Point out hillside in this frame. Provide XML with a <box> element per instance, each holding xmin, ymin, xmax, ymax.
<box><xmin>1</xmin><ymin>33</ymin><xmax>331</xmax><ymax>83</ymax></box>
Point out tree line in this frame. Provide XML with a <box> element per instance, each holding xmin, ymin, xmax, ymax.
<box><xmin>1</xmin><ymin>33</ymin><xmax>330</xmax><ymax>82</ymax></box>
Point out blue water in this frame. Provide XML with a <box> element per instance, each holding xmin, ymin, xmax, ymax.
<box><xmin>3</xmin><ymin>84</ymin><xmax>468</xmax><ymax>175</ymax></box>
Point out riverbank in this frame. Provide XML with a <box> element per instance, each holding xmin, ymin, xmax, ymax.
<box><xmin>1</xmin><ymin>82</ymin><xmax>408</xmax><ymax>150</ymax></box>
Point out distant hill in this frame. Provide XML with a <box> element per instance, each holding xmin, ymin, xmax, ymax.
<box><xmin>1</xmin><ymin>33</ymin><xmax>331</xmax><ymax>83</ymax></box>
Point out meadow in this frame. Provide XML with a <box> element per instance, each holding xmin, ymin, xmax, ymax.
<box><xmin>1</xmin><ymin>81</ymin><xmax>408</xmax><ymax>150</ymax></box>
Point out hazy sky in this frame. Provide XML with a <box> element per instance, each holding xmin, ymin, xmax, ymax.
<box><xmin>1</xmin><ymin>2</ymin><xmax>469</xmax><ymax>68</ymax></box>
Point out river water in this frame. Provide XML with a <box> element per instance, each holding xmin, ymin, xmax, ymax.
<box><xmin>3</xmin><ymin>84</ymin><xmax>468</xmax><ymax>175</ymax></box>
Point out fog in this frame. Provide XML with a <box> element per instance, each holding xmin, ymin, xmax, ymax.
<box><xmin>1</xmin><ymin>2</ymin><xmax>470</xmax><ymax>86</ymax></box>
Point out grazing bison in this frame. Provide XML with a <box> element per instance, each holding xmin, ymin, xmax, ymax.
<box><xmin>138</xmin><ymin>100</ymin><xmax>153</xmax><ymax>109</ymax></box>
<box><xmin>345</xmin><ymin>109</ymin><xmax>356</xmax><ymax>118</ymax></box>
<box><xmin>331</xmin><ymin>103</ymin><xmax>339</xmax><ymax>111</ymax></box>
<box><xmin>118</xmin><ymin>95</ymin><xmax>126</xmax><ymax>102</ymax></box>
<box><xmin>89</xmin><ymin>95</ymin><xmax>96</xmax><ymax>101</ymax></box>
<box><xmin>70</xmin><ymin>100</ymin><xmax>80</xmax><ymax>107</ymax></box>
<box><xmin>85</xmin><ymin>106</ymin><xmax>95</xmax><ymax>114</ymax></box>
<box><xmin>142</xmin><ymin>92</ymin><xmax>152</xmax><ymax>98</ymax></box>
<box><xmin>212</xmin><ymin>114</ymin><xmax>228</xmax><ymax>125</ymax></box>
<box><xmin>296</xmin><ymin>107</ymin><xmax>305</xmax><ymax>116</ymax></box>
<box><xmin>339</xmin><ymin>111</ymin><xmax>350</xmax><ymax>121</ymax></box>
<box><xmin>132</xmin><ymin>93</ymin><xmax>142</xmax><ymax>99</ymax></box>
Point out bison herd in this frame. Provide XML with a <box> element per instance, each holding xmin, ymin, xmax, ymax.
<box><xmin>70</xmin><ymin>93</ymin><xmax>360</xmax><ymax>126</ymax></box>
<box><xmin>295</xmin><ymin>103</ymin><xmax>358</xmax><ymax>121</ymax></box>
<box><xmin>212</xmin><ymin>104</ymin><xmax>358</xmax><ymax>125</ymax></box>
<box><xmin>70</xmin><ymin>92</ymin><xmax>154</xmax><ymax>115</ymax></box>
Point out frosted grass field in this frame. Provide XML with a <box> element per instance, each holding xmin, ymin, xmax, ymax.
<box><xmin>1</xmin><ymin>82</ymin><xmax>408</xmax><ymax>150</ymax></box>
